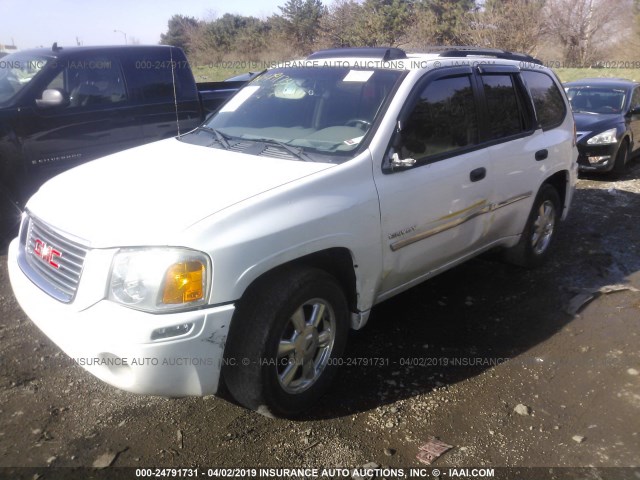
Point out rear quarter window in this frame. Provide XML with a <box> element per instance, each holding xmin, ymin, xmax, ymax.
<box><xmin>122</xmin><ymin>49</ymin><xmax>197</xmax><ymax>103</ymax></box>
<box><xmin>521</xmin><ymin>70</ymin><xmax>566</xmax><ymax>130</ymax></box>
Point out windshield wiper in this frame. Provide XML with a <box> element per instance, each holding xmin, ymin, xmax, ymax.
<box><xmin>197</xmin><ymin>126</ymin><xmax>231</xmax><ymax>149</ymax></box>
<box><xmin>244</xmin><ymin>137</ymin><xmax>313</xmax><ymax>162</ymax></box>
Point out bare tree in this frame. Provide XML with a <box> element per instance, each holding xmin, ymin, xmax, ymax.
<box><xmin>461</xmin><ymin>0</ymin><xmax>545</xmax><ymax>55</ymax></box>
<box><xmin>544</xmin><ymin>0</ymin><xmax>631</xmax><ymax>66</ymax></box>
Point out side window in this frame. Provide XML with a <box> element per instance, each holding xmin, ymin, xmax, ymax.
<box><xmin>45</xmin><ymin>57</ymin><xmax>126</xmax><ymax>108</ymax></box>
<box><xmin>521</xmin><ymin>70</ymin><xmax>566</xmax><ymax>130</ymax></box>
<box><xmin>47</xmin><ymin>71</ymin><xmax>65</xmax><ymax>90</ymax></box>
<box><xmin>400</xmin><ymin>75</ymin><xmax>479</xmax><ymax>162</ymax></box>
<box><xmin>481</xmin><ymin>74</ymin><xmax>527</xmax><ymax>140</ymax></box>
<box><xmin>123</xmin><ymin>50</ymin><xmax>197</xmax><ymax>102</ymax></box>
<box><xmin>631</xmin><ymin>87</ymin><xmax>640</xmax><ymax>111</ymax></box>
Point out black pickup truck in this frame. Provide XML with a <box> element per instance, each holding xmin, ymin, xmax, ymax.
<box><xmin>0</xmin><ymin>44</ymin><xmax>245</xmax><ymax>242</ymax></box>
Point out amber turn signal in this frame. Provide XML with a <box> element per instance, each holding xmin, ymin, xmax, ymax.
<box><xmin>162</xmin><ymin>261</ymin><xmax>205</xmax><ymax>304</ymax></box>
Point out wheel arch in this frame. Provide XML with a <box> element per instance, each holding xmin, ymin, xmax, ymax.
<box><xmin>0</xmin><ymin>181</ymin><xmax>24</xmax><ymax>248</ymax></box>
<box><xmin>236</xmin><ymin>247</ymin><xmax>359</xmax><ymax>318</ymax></box>
<box><xmin>220</xmin><ymin>257</ymin><xmax>352</xmax><ymax>416</ymax></box>
<box><xmin>542</xmin><ymin>170</ymin><xmax>569</xmax><ymax>218</ymax></box>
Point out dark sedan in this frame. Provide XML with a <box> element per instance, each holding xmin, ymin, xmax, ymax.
<box><xmin>565</xmin><ymin>78</ymin><xmax>640</xmax><ymax>174</ymax></box>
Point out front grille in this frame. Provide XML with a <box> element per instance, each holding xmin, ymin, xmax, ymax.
<box><xmin>21</xmin><ymin>215</ymin><xmax>88</xmax><ymax>303</ymax></box>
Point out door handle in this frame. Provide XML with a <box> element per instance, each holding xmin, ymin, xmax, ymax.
<box><xmin>535</xmin><ymin>149</ymin><xmax>548</xmax><ymax>161</ymax></box>
<box><xmin>470</xmin><ymin>167</ymin><xmax>486</xmax><ymax>182</ymax></box>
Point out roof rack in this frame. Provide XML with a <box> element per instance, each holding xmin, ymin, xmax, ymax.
<box><xmin>425</xmin><ymin>46</ymin><xmax>542</xmax><ymax>65</ymax></box>
<box><xmin>307</xmin><ymin>47</ymin><xmax>407</xmax><ymax>62</ymax></box>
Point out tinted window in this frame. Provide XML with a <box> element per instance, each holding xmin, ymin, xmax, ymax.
<box><xmin>400</xmin><ymin>75</ymin><xmax>478</xmax><ymax>161</ymax></box>
<box><xmin>521</xmin><ymin>71</ymin><xmax>566</xmax><ymax>129</ymax></box>
<box><xmin>631</xmin><ymin>87</ymin><xmax>640</xmax><ymax>110</ymax></box>
<box><xmin>482</xmin><ymin>74</ymin><xmax>526</xmax><ymax>140</ymax></box>
<box><xmin>123</xmin><ymin>50</ymin><xmax>197</xmax><ymax>102</ymax></box>
<box><xmin>45</xmin><ymin>56</ymin><xmax>126</xmax><ymax>108</ymax></box>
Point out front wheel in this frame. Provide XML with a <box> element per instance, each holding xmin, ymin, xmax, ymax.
<box><xmin>503</xmin><ymin>184</ymin><xmax>561</xmax><ymax>268</ymax></box>
<box><xmin>222</xmin><ymin>267</ymin><xmax>349</xmax><ymax>417</ymax></box>
<box><xmin>611</xmin><ymin>139</ymin><xmax>629</xmax><ymax>176</ymax></box>
<box><xmin>0</xmin><ymin>187</ymin><xmax>23</xmax><ymax>251</ymax></box>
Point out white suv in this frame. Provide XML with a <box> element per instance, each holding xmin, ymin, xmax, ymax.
<box><xmin>8</xmin><ymin>47</ymin><xmax>577</xmax><ymax>417</ymax></box>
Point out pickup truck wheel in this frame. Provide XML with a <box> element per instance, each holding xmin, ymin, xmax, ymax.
<box><xmin>222</xmin><ymin>267</ymin><xmax>348</xmax><ymax>417</ymax></box>
<box><xmin>503</xmin><ymin>184</ymin><xmax>560</xmax><ymax>268</ymax></box>
<box><xmin>0</xmin><ymin>189</ymin><xmax>22</xmax><ymax>251</ymax></box>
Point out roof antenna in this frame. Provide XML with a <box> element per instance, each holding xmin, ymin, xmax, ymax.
<box><xmin>169</xmin><ymin>47</ymin><xmax>181</xmax><ymax>137</ymax></box>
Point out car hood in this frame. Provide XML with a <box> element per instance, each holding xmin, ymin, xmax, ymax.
<box><xmin>573</xmin><ymin>112</ymin><xmax>622</xmax><ymax>133</ymax></box>
<box><xmin>27</xmin><ymin>138</ymin><xmax>334</xmax><ymax>247</ymax></box>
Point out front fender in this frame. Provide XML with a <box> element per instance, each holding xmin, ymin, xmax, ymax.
<box><xmin>187</xmin><ymin>153</ymin><xmax>383</xmax><ymax>313</ymax></box>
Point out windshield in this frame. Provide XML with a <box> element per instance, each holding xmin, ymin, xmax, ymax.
<box><xmin>0</xmin><ymin>52</ymin><xmax>51</xmax><ymax>104</ymax></box>
<box><xmin>565</xmin><ymin>86</ymin><xmax>627</xmax><ymax>114</ymax></box>
<box><xmin>194</xmin><ymin>67</ymin><xmax>403</xmax><ymax>162</ymax></box>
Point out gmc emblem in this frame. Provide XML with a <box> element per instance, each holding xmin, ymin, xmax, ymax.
<box><xmin>33</xmin><ymin>239</ymin><xmax>61</xmax><ymax>269</ymax></box>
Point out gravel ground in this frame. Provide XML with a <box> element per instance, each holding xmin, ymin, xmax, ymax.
<box><xmin>1</xmin><ymin>161</ymin><xmax>639</xmax><ymax>480</ymax></box>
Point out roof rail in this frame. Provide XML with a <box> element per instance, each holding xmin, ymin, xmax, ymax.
<box><xmin>307</xmin><ymin>47</ymin><xmax>407</xmax><ymax>62</ymax></box>
<box><xmin>425</xmin><ymin>46</ymin><xmax>542</xmax><ymax>65</ymax></box>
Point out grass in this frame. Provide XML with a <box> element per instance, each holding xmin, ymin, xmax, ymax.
<box><xmin>554</xmin><ymin>68</ymin><xmax>640</xmax><ymax>83</ymax></box>
<box><xmin>191</xmin><ymin>63</ymin><xmax>640</xmax><ymax>84</ymax></box>
<box><xmin>192</xmin><ymin>64</ymin><xmax>250</xmax><ymax>82</ymax></box>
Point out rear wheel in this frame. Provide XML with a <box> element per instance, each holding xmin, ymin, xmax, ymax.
<box><xmin>222</xmin><ymin>267</ymin><xmax>348</xmax><ymax>417</ymax></box>
<box><xmin>503</xmin><ymin>184</ymin><xmax>561</xmax><ymax>268</ymax></box>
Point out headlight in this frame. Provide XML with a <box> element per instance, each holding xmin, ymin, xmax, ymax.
<box><xmin>108</xmin><ymin>248</ymin><xmax>211</xmax><ymax>312</ymax></box>
<box><xmin>586</xmin><ymin>128</ymin><xmax>617</xmax><ymax>145</ymax></box>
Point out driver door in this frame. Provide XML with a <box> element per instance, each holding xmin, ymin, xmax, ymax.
<box><xmin>372</xmin><ymin>68</ymin><xmax>495</xmax><ymax>298</ymax></box>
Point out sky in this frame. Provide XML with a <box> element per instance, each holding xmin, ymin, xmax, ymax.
<box><xmin>0</xmin><ymin>0</ymin><xmax>293</xmax><ymax>49</ymax></box>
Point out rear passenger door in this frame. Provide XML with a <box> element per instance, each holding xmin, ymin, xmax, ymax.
<box><xmin>373</xmin><ymin>67</ymin><xmax>494</xmax><ymax>297</ymax></box>
<box><xmin>478</xmin><ymin>67</ymin><xmax>546</xmax><ymax>241</ymax></box>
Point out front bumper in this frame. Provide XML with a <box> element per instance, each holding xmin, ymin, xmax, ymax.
<box><xmin>576</xmin><ymin>143</ymin><xmax>618</xmax><ymax>172</ymax></box>
<box><xmin>8</xmin><ymin>238</ymin><xmax>234</xmax><ymax>397</ymax></box>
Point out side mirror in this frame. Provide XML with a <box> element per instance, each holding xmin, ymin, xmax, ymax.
<box><xmin>392</xmin><ymin>120</ymin><xmax>403</xmax><ymax>146</ymax></box>
<box><xmin>388</xmin><ymin>120</ymin><xmax>417</xmax><ymax>169</ymax></box>
<box><xmin>36</xmin><ymin>88</ymin><xmax>69</xmax><ymax>108</ymax></box>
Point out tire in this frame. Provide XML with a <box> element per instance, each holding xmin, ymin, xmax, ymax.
<box><xmin>0</xmin><ymin>188</ymin><xmax>22</xmax><ymax>252</ymax></box>
<box><xmin>503</xmin><ymin>184</ymin><xmax>561</xmax><ymax>268</ymax></box>
<box><xmin>222</xmin><ymin>267</ymin><xmax>349</xmax><ymax>418</ymax></box>
<box><xmin>611</xmin><ymin>139</ymin><xmax>629</xmax><ymax>176</ymax></box>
